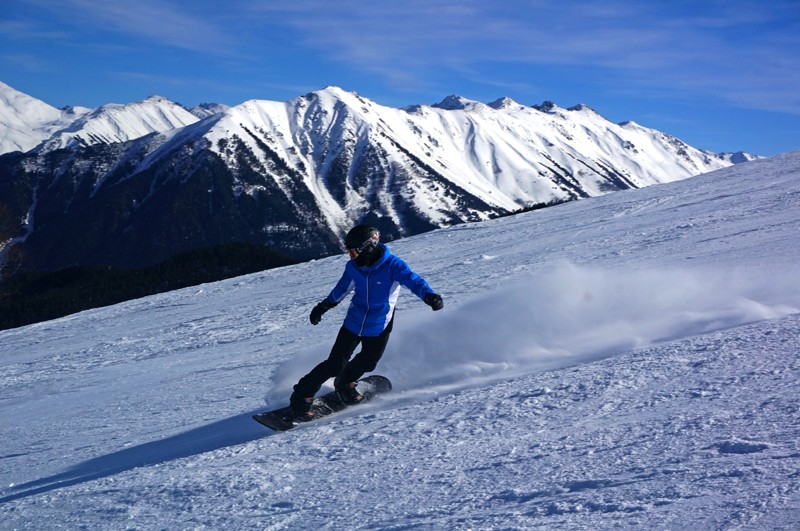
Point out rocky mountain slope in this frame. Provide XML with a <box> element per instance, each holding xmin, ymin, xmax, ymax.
<box><xmin>0</xmin><ymin>83</ymin><xmax>745</xmax><ymax>272</ymax></box>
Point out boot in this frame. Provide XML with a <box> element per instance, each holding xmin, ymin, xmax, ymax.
<box><xmin>289</xmin><ymin>392</ymin><xmax>314</xmax><ymax>421</ymax></box>
<box><xmin>335</xmin><ymin>382</ymin><xmax>364</xmax><ymax>405</ymax></box>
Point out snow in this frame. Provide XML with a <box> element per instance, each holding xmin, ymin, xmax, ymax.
<box><xmin>189</xmin><ymin>103</ymin><xmax>230</xmax><ymax>119</ymax></box>
<box><xmin>36</xmin><ymin>96</ymin><xmax>199</xmax><ymax>152</ymax></box>
<box><xmin>0</xmin><ymin>83</ymin><xmax>199</xmax><ymax>155</ymax></box>
<box><xmin>201</xmin><ymin>86</ymin><xmax>731</xmax><ymax>224</ymax></box>
<box><xmin>3</xmin><ymin>83</ymin><xmax>746</xmax><ymax>250</ymax></box>
<box><xmin>0</xmin><ymin>81</ymin><xmax>91</xmax><ymax>154</ymax></box>
<box><xmin>1</xmin><ymin>150</ymin><xmax>800</xmax><ymax>529</ymax></box>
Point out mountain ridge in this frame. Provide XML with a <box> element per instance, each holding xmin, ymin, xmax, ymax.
<box><xmin>0</xmin><ymin>82</ymin><xmax>759</xmax><ymax>274</ymax></box>
<box><xmin>35</xmin><ymin>95</ymin><xmax>199</xmax><ymax>152</ymax></box>
<box><xmin>0</xmin><ymin>81</ymin><xmax>92</xmax><ymax>154</ymax></box>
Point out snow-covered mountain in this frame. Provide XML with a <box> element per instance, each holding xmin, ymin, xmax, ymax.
<box><xmin>0</xmin><ymin>83</ymin><xmax>751</xmax><ymax>272</ymax></box>
<box><xmin>1</xmin><ymin>151</ymin><xmax>798</xmax><ymax>529</ymax></box>
<box><xmin>189</xmin><ymin>102</ymin><xmax>230</xmax><ymax>119</ymax></box>
<box><xmin>717</xmin><ymin>150</ymin><xmax>761</xmax><ymax>164</ymax></box>
<box><xmin>0</xmin><ymin>81</ymin><xmax>91</xmax><ymax>154</ymax></box>
<box><xmin>203</xmin><ymin>87</ymin><xmax>730</xmax><ymax>227</ymax></box>
<box><xmin>35</xmin><ymin>95</ymin><xmax>199</xmax><ymax>152</ymax></box>
<box><xmin>0</xmin><ymin>83</ymin><xmax>200</xmax><ymax>154</ymax></box>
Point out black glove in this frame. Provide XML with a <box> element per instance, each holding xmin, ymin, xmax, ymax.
<box><xmin>309</xmin><ymin>299</ymin><xmax>337</xmax><ymax>325</ymax></box>
<box><xmin>424</xmin><ymin>293</ymin><xmax>444</xmax><ymax>311</ymax></box>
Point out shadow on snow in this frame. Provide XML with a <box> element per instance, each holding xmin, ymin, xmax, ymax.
<box><xmin>0</xmin><ymin>410</ymin><xmax>271</xmax><ymax>504</ymax></box>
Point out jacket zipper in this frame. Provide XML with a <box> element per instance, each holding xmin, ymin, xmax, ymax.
<box><xmin>359</xmin><ymin>269</ymin><xmax>371</xmax><ymax>335</ymax></box>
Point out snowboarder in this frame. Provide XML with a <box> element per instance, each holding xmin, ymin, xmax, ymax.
<box><xmin>289</xmin><ymin>224</ymin><xmax>444</xmax><ymax>420</ymax></box>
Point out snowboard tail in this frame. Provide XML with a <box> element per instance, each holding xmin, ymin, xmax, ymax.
<box><xmin>253</xmin><ymin>375</ymin><xmax>392</xmax><ymax>432</ymax></box>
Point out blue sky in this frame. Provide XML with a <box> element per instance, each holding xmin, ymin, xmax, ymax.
<box><xmin>2</xmin><ymin>0</ymin><xmax>798</xmax><ymax>155</ymax></box>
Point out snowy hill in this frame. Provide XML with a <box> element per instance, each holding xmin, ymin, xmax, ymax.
<box><xmin>35</xmin><ymin>95</ymin><xmax>199</xmax><ymax>152</ymax></box>
<box><xmin>1</xmin><ymin>151</ymin><xmax>799</xmax><ymax>529</ymax></box>
<box><xmin>0</xmin><ymin>81</ymin><xmax>90</xmax><ymax>154</ymax></box>
<box><xmin>0</xmin><ymin>83</ymin><xmax>199</xmax><ymax>154</ymax></box>
<box><xmin>205</xmin><ymin>86</ymin><xmax>731</xmax><ymax>219</ymax></box>
<box><xmin>1</xmin><ymin>85</ymin><xmax>744</xmax><ymax>273</ymax></box>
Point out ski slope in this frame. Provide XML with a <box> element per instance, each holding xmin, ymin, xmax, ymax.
<box><xmin>1</xmin><ymin>151</ymin><xmax>799</xmax><ymax>529</ymax></box>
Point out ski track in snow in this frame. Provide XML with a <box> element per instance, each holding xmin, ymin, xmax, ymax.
<box><xmin>1</xmin><ymin>151</ymin><xmax>799</xmax><ymax>529</ymax></box>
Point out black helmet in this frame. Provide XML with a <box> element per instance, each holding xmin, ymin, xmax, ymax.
<box><xmin>345</xmin><ymin>225</ymin><xmax>380</xmax><ymax>264</ymax></box>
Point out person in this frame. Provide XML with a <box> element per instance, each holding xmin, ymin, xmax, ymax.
<box><xmin>290</xmin><ymin>224</ymin><xmax>444</xmax><ymax>420</ymax></box>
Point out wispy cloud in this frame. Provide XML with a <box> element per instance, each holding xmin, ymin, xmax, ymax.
<box><xmin>0</xmin><ymin>18</ymin><xmax>70</xmax><ymax>40</ymax></box>
<box><xmin>252</xmin><ymin>0</ymin><xmax>800</xmax><ymax>113</ymax></box>
<box><xmin>27</xmin><ymin>0</ymin><xmax>234</xmax><ymax>55</ymax></box>
<box><xmin>6</xmin><ymin>0</ymin><xmax>798</xmax><ymax>116</ymax></box>
<box><xmin>1</xmin><ymin>53</ymin><xmax>54</xmax><ymax>73</ymax></box>
<box><xmin>111</xmin><ymin>70</ymin><xmax>317</xmax><ymax>104</ymax></box>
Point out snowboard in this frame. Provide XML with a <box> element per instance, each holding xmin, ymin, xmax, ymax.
<box><xmin>253</xmin><ymin>375</ymin><xmax>392</xmax><ymax>432</ymax></box>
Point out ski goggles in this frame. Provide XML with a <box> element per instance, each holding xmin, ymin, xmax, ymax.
<box><xmin>347</xmin><ymin>235</ymin><xmax>379</xmax><ymax>260</ymax></box>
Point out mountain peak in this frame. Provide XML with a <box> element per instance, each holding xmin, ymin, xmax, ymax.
<box><xmin>488</xmin><ymin>97</ymin><xmax>523</xmax><ymax>110</ymax></box>
<box><xmin>305</xmin><ymin>86</ymin><xmax>359</xmax><ymax>101</ymax></box>
<box><xmin>568</xmin><ymin>103</ymin><xmax>600</xmax><ymax>115</ymax></box>
<box><xmin>36</xmin><ymin>93</ymin><xmax>199</xmax><ymax>152</ymax></box>
<box><xmin>533</xmin><ymin>101</ymin><xmax>561</xmax><ymax>113</ymax></box>
<box><xmin>190</xmin><ymin>102</ymin><xmax>230</xmax><ymax>119</ymax></box>
<box><xmin>0</xmin><ymin>81</ymin><xmax>85</xmax><ymax>153</ymax></box>
<box><xmin>319</xmin><ymin>85</ymin><xmax>350</xmax><ymax>94</ymax></box>
<box><xmin>619</xmin><ymin>120</ymin><xmax>645</xmax><ymax>130</ymax></box>
<box><xmin>291</xmin><ymin>86</ymin><xmax>368</xmax><ymax>110</ymax></box>
<box><xmin>114</xmin><ymin>95</ymin><xmax>183</xmax><ymax>109</ymax></box>
<box><xmin>718</xmin><ymin>151</ymin><xmax>761</xmax><ymax>164</ymax></box>
<box><xmin>432</xmin><ymin>95</ymin><xmax>483</xmax><ymax>111</ymax></box>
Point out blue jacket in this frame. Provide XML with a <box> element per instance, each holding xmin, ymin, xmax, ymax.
<box><xmin>325</xmin><ymin>244</ymin><xmax>434</xmax><ymax>337</ymax></box>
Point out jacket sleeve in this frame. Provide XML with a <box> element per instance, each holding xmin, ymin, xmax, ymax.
<box><xmin>327</xmin><ymin>265</ymin><xmax>355</xmax><ymax>304</ymax></box>
<box><xmin>392</xmin><ymin>257</ymin><xmax>434</xmax><ymax>300</ymax></box>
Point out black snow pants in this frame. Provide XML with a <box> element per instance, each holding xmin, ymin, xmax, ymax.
<box><xmin>293</xmin><ymin>315</ymin><xmax>394</xmax><ymax>398</ymax></box>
